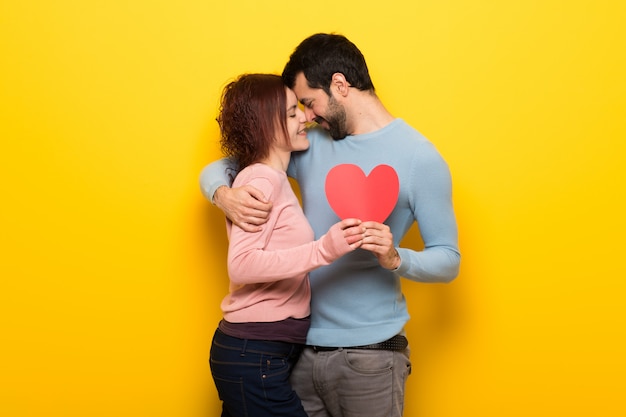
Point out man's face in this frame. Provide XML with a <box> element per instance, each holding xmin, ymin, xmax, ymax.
<box><xmin>293</xmin><ymin>72</ymin><xmax>349</xmax><ymax>140</ymax></box>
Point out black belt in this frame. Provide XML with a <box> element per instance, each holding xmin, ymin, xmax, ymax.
<box><xmin>311</xmin><ymin>334</ymin><xmax>408</xmax><ymax>352</ymax></box>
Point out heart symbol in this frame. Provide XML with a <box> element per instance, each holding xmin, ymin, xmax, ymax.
<box><xmin>325</xmin><ymin>164</ymin><xmax>399</xmax><ymax>223</ymax></box>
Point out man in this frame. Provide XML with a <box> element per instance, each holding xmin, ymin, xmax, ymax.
<box><xmin>200</xmin><ymin>33</ymin><xmax>460</xmax><ymax>417</ymax></box>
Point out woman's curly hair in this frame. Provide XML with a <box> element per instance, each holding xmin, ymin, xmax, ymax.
<box><xmin>217</xmin><ymin>74</ymin><xmax>289</xmax><ymax>169</ymax></box>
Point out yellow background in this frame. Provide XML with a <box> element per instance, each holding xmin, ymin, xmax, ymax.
<box><xmin>1</xmin><ymin>1</ymin><xmax>624</xmax><ymax>416</ymax></box>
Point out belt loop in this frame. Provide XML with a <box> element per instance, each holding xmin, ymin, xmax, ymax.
<box><xmin>240</xmin><ymin>339</ymin><xmax>248</xmax><ymax>356</ymax></box>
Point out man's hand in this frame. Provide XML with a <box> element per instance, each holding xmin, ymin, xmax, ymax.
<box><xmin>360</xmin><ymin>221</ymin><xmax>401</xmax><ymax>270</ymax></box>
<box><xmin>213</xmin><ymin>185</ymin><xmax>272</xmax><ymax>232</ymax></box>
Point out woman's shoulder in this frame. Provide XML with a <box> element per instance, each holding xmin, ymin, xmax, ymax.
<box><xmin>233</xmin><ymin>163</ymin><xmax>286</xmax><ymax>197</ymax></box>
<box><xmin>237</xmin><ymin>163</ymin><xmax>284</xmax><ymax>181</ymax></box>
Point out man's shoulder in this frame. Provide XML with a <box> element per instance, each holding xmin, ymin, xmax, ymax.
<box><xmin>306</xmin><ymin>125</ymin><xmax>333</xmax><ymax>141</ymax></box>
<box><xmin>389</xmin><ymin>118</ymin><xmax>428</xmax><ymax>141</ymax></box>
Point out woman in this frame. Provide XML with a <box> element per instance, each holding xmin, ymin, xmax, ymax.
<box><xmin>208</xmin><ymin>73</ymin><xmax>364</xmax><ymax>417</ymax></box>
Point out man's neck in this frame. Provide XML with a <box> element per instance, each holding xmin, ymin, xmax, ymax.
<box><xmin>346</xmin><ymin>92</ymin><xmax>395</xmax><ymax>136</ymax></box>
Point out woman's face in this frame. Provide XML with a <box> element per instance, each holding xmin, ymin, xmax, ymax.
<box><xmin>279</xmin><ymin>87</ymin><xmax>309</xmax><ymax>152</ymax></box>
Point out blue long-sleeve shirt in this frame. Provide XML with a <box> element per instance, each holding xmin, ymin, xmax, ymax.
<box><xmin>200</xmin><ymin>119</ymin><xmax>460</xmax><ymax>347</ymax></box>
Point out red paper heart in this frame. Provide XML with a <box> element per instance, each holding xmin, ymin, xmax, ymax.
<box><xmin>325</xmin><ymin>164</ymin><xmax>399</xmax><ymax>223</ymax></box>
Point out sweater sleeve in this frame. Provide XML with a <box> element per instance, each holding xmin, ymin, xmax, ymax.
<box><xmin>396</xmin><ymin>143</ymin><xmax>461</xmax><ymax>283</ymax></box>
<box><xmin>227</xmin><ymin>176</ymin><xmax>353</xmax><ymax>285</ymax></box>
<box><xmin>199</xmin><ymin>157</ymin><xmax>239</xmax><ymax>203</ymax></box>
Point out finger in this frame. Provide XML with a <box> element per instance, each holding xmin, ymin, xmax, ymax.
<box><xmin>232</xmin><ymin>211</ymin><xmax>267</xmax><ymax>227</ymax></box>
<box><xmin>343</xmin><ymin>225</ymin><xmax>366</xmax><ymax>237</ymax></box>
<box><xmin>349</xmin><ymin>240</ymin><xmax>364</xmax><ymax>249</ymax></box>
<box><xmin>363</xmin><ymin>229</ymin><xmax>388</xmax><ymax>240</ymax></box>
<box><xmin>361</xmin><ymin>237</ymin><xmax>382</xmax><ymax>248</ymax></box>
<box><xmin>345</xmin><ymin>234</ymin><xmax>363</xmax><ymax>245</ymax></box>
<box><xmin>358</xmin><ymin>242</ymin><xmax>383</xmax><ymax>254</ymax></box>
<box><xmin>245</xmin><ymin>186</ymin><xmax>271</xmax><ymax>205</ymax></box>
<box><xmin>361</xmin><ymin>220</ymin><xmax>385</xmax><ymax>230</ymax></box>
<box><xmin>241</xmin><ymin>216</ymin><xmax>268</xmax><ymax>226</ymax></box>
<box><xmin>363</xmin><ymin>235</ymin><xmax>393</xmax><ymax>249</ymax></box>
<box><xmin>338</xmin><ymin>218</ymin><xmax>362</xmax><ymax>229</ymax></box>
<box><xmin>236</xmin><ymin>222</ymin><xmax>263</xmax><ymax>233</ymax></box>
<box><xmin>245</xmin><ymin>200</ymin><xmax>273</xmax><ymax>213</ymax></box>
<box><xmin>243</xmin><ymin>209</ymin><xmax>270</xmax><ymax>221</ymax></box>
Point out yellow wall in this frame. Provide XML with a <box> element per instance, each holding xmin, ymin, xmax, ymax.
<box><xmin>1</xmin><ymin>1</ymin><xmax>624</xmax><ymax>416</ymax></box>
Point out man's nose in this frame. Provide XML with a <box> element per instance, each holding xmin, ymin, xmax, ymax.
<box><xmin>304</xmin><ymin>107</ymin><xmax>316</xmax><ymax>122</ymax></box>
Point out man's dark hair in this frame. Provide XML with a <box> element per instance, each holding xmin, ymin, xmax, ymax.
<box><xmin>282</xmin><ymin>33</ymin><xmax>375</xmax><ymax>95</ymax></box>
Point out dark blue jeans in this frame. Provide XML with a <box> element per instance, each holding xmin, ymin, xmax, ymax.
<box><xmin>209</xmin><ymin>329</ymin><xmax>308</xmax><ymax>417</ymax></box>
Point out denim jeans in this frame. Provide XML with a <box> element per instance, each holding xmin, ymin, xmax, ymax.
<box><xmin>209</xmin><ymin>329</ymin><xmax>308</xmax><ymax>417</ymax></box>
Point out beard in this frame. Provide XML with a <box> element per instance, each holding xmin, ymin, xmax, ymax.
<box><xmin>315</xmin><ymin>95</ymin><xmax>349</xmax><ymax>140</ymax></box>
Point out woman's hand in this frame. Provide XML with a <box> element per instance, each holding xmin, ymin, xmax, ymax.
<box><xmin>319</xmin><ymin>218</ymin><xmax>365</xmax><ymax>261</ymax></box>
<box><xmin>338</xmin><ymin>218</ymin><xmax>366</xmax><ymax>249</ymax></box>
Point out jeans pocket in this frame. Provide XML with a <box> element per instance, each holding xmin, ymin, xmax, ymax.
<box><xmin>344</xmin><ymin>349</ymin><xmax>394</xmax><ymax>374</ymax></box>
<box><xmin>211</xmin><ymin>372</ymin><xmax>248</xmax><ymax>417</ymax></box>
<box><xmin>260</xmin><ymin>354</ymin><xmax>290</xmax><ymax>379</ymax></box>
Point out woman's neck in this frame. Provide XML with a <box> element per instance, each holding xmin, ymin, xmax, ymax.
<box><xmin>259</xmin><ymin>149</ymin><xmax>290</xmax><ymax>172</ymax></box>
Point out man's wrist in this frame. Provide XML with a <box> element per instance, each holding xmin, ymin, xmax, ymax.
<box><xmin>390</xmin><ymin>249</ymin><xmax>401</xmax><ymax>271</ymax></box>
<box><xmin>212</xmin><ymin>185</ymin><xmax>227</xmax><ymax>205</ymax></box>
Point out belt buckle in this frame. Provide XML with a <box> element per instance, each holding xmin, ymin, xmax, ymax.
<box><xmin>312</xmin><ymin>345</ymin><xmax>339</xmax><ymax>352</ymax></box>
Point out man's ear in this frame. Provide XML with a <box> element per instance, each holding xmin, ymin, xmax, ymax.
<box><xmin>331</xmin><ymin>73</ymin><xmax>350</xmax><ymax>97</ymax></box>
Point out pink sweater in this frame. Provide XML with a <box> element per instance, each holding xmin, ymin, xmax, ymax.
<box><xmin>222</xmin><ymin>163</ymin><xmax>351</xmax><ymax>323</ymax></box>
